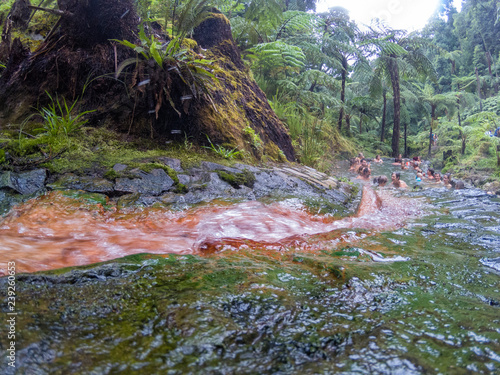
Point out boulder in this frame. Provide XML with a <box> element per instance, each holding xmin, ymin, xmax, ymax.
<box><xmin>115</xmin><ymin>169</ymin><xmax>175</xmax><ymax>195</ymax></box>
<box><xmin>47</xmin><ymin>173</ymin><xmax>114</xmax><ymax>194</ymax></box>
<box><xmin>0</xmin><ymin>169</ymin><xmax>46</xmax><ymax>195</ymax></box>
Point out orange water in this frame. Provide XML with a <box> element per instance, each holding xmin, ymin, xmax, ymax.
<box><xmin>0</xmin><ymin>186</ymin><xmax>425</xmax><ymax>275</ymax></box>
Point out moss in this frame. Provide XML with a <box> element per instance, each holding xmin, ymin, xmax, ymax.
<box><xmin>174</xmin><ymin>183</ymin><xmax>188</xmax><ymax>194</ymax></box>
<box><xmin>60</xmin><ymin>190</ymin><xmax>108</xmax><ymax>205</ymax></box>
<box><xmin>201</xmin><ymin>268</ymin><xmax>247</xmax><ymax>287</ymax></box>
<box><xmin>217</xmin><ymin>169</ymin><xmax>256</xmax><ymax>189</ymax></box>
<box><xmin>243</xmin><ymin>126</ymin><xmax>262</xmax><ymax>148</ymax></box>
<box><xmin>263</xmin><ymin>141</ymin><xmax>287</xmax><ymax>162</ymax></box>
<box><xmin>207</xmin><ymin>12</ymin><xmax>231</xmax><ymax>24</ymax></box>
<box><xmin>1</xmin><ymin>126</ymin><xmax>240</xmax><ymax>176</ymax></box>
<box><xmin>192</xmin><ymin>43</ymin><xmax>293</xmax><ymax>163</ymax></box>
<box><xmin>104</xmin><ymin>169</ymin><xmax>119</xmax><ymax>180</ymax></box>
<box><xmin>138</xmin><ymin>162</ymin><xmax>179</xmax><ymax>184</ymax></box>
<box><xmin>322</xmin><ymin>248</ymin><xmax>361</xmax><ymax>258</ymax></box>
<box><xmin>181</xmin><ymin>38</ymin><xmax>198</xmax><ymax>50</ymax></box>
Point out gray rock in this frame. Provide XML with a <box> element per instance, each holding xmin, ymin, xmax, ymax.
<box><xmin>115</xmin><ymin>169</ymin><xmax>175</xmax><ymax>195</ymax></box>
<box><xmin>0</xmin><ymin>169</ymin><xmax>46</xmax><ymax>195</ymax></box>
<box><xmin>113</xmin><ymin>163</ymin><xmax>128</xmax><ymax>172</ymax></box>
<box><xmin>483</xmin><ymin>180</ymin><xmax>500</xmax><ymax>195</ymax></box>
<box><xmin>177</xmin><ymin>174</ymin><xmax>192</xmax><ymax>185</ymax></box>
<box><xmin>158</xmin><ymin>157</ymin><xmax>183</xmax><ymax>172</ymax></box>
<box><xmin>200</xmin><ymin>161</ymin><xmax>241</xmax><ymax>174</ymax></box>
<box><xmin>233</xmin><ymin>163</ymin><xmax>261</xmax><ymax>173</ymax></box>
<box><xmin>47</xmin><ymin>173</ymin><xmax>114</xmax><ymax>194</ymax></box>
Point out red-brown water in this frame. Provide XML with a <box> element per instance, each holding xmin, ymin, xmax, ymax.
<box><xmin>0</xmin><ymin>186</ymin><xmax>425</xmax><ymax>275</ymax></box>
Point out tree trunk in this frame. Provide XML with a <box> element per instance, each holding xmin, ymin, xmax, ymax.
<box><xmin>380</xmin><ymin>90</ymin><xmax>387</xmax><ymax>142</ymax></box>
<box><xmin>476</xmin><ymin>67</ymin><xmax>483</xmax><ymax>112</ymax></box>
<box><xmin>404</xmin><ymin>120</ymin><xmax>408</xmax><ymax>158</ymax></box>
<box><xmin>459</xmin><ymin>129</ymin><xmax>466</xmax><ymax>155</ymax></box>
<box><xmin>345</xmin><ymin>113</ymin><xmax>351</xmax><ymax>134</ymax></box>
<box><xmin>359</xmin><ymin>113</ymin><xmax>363</xmax><ymax>134</ymax></box>
<box><xmin>486</xmin><ymin>51</ymin><xmax>492</xmax><ymax>75</ymax></box>
<box><xmin>428</xmin><ymin>105</ymin><xmax>436</xmax><ymax>157</ymax></box>
<box><xmin>388</xmin><ymin>55</ymin><xmax>400</xmax><ymax>157</ymax></box>
<box><xmin>337</xmin><ymin>55</ymin><xmax>347</xmax><ymax>131</ymax></box>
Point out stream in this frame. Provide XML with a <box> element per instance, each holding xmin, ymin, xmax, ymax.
<box><xmin>0</xmin><ymin>161</ymin><xmax>499</xmax><ymax>374</ymax></box>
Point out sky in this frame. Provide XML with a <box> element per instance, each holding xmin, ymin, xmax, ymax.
<box><xmin>316</xmin><ymin>0</ymin><xmax>463</xmax><ymax>31</ymax></box>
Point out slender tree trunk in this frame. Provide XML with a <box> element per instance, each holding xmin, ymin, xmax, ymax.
<box><xmin>388</xmin><ymin>55</ymin><xmax>400</xmax><ymax>157</ymax></box>
<box><xmin>428</xmin><ymin>105</ymin><xmax>436</xmax><ymax>157</ymax></box>
<box><xmin>345</xmin><ymin>113</ymin><xmax>351</xmax><ymax>134</ymax></box>
<box><xmin>476</xmin><ymin>67</ymin><xmax>483</xmax><ymax>111</ymax></box>
<box><xmin>337</xmin><ymin>55</ymin><xmax>347</xmax><ymax>131</ymax></box>
<box><xmin>486</xmin><ymin>51</ymin><xmax>492</xmax><ymax>75</ymax></box>
<box><xmin>404</xmin><ymin>120</ymin><xmax>408</xmax><ymax>158</ymax></box>
<box><xmin>359</xmin><ymin>113</ymin><xmax>363</xmax><ymax>134</ymax></box>
<box><xmin>459</xmin><ymin>129</ymin><xmax>466</xmax><ymax>155</ymax></box>
<box><xmin>380</xmin><ymin>90</ymin><xmax>387</xmax><ymax>142</ymax></box>
<box><xmin>457</xmin><ymin>96</ymin><xmax>461</xmax><ymax>127</ymax></box>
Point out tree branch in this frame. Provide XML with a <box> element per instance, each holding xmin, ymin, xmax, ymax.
<box><xmin>27</xmin><ymin>5</ymin><xmax>71</xmax><ymax>17</ymax></box>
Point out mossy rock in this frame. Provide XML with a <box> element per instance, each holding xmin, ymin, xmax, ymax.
<box><xmin>216</xmin><ymin>169</ymin><xmax>256</xmax><ymax>189</ymax></box>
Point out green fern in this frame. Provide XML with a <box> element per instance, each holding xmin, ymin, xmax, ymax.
<box><xmin>250</xmin><ymin>41</ymin><xmax>305</xmax><ymax>76</ymax></box>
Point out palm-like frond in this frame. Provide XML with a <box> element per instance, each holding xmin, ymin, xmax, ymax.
<box><xmin>244</xmin><ymin>0</ymin><xmax>284</xmax><ymax>25</ymax></box>
<box><xmin>174</xmin><ymin>0</ymin><xmax>213</xmax><ymax>39</ymax></box>
<box><xmin>249</xmin><ymin>41</ymin><xmax>306</xmax><ymax>76</ymax></box>
<box><xmin>273</xmin><ymin>11</ymin><xmax>316</xmax><ymax>40</ymax></box>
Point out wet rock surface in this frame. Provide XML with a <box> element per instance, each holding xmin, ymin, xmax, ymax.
<box><xmin>0</xmin><ymin>168</ymin><xmax>47</xmax><ymax>214</ymax></box>
<box><xmin>115</xmin><ymin>168</ymin><xmax>175</xmax><ymax>195</ymax></box>
<box><xmin>1</xmin><ymin>160</ymin><xmax>358</xmax><ymax>215</ymax></box>
<box><xmin>1</xmin><ymin>163</ymin><xmax>500</xmax><ymax>374</ymax></box>
<box><xmin>0</xmin><ymin>253</ymin><xmax>411</xmax><ymax>375</ymax></box>
<box><xmin>0</xmin><ymin>168</ymin><xmax>46</xmax><ymax>195</ymax></box>
<box><xmin>47</xmin><ymin>173</ymin><xmax>115</xmax><ymax>194</ymax></box>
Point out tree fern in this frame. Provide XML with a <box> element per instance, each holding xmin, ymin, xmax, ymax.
<box><xmin>249</xmin><ymin>41</ymin><xmax>305</xmax><ymax>77</ymax></box>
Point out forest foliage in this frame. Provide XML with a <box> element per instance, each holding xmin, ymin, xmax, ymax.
<box><xmin>2</xmin><ymin>0</ymin><xmax>500</xmax><ymax>177</ymax></box>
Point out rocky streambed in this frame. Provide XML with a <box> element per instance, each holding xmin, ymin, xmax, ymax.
<box><xmin>1</xmin><ymin>159</ymin><xmax>499</xmax><ymax>375</ymax></box>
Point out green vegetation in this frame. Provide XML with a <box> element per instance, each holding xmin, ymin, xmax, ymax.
<box><xmin>0</xmin><ymin>125</ymin><xmax>247</xmax><ymax>176</ymax></box>
<box><xmin>113</xmin><ymin>25</ymin><xmax>218</xmax><ymax>120</ymax></box>
<box><xmin>216</xmin><ymin>169</ymin><xmax>256</xmax><ymax>188</ymax></box>
<box><xmin>204</xmin><ymin>135</ymin><xmax>242</xmax><ymax>160</ymax></box>
<box><xmin>3</xmin><ymin>0</ymin><xmax>500</xmax><ymax>181</ymax></box>
<box><xmin>37</xmin><ymin>93</ymin><xmax>95</xmax><ymax>137</ymax></box>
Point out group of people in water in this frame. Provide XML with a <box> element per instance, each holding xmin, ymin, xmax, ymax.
<box><xmin>350</xmin><ymin>153</ymin><xmax>465</xmax><ymax>189</ymax></box>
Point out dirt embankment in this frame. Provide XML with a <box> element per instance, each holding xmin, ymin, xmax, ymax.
<box><xmin>0</xmin><ymin>0</ymin><xmax>294</xmax><ymax>162</ymax></box>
